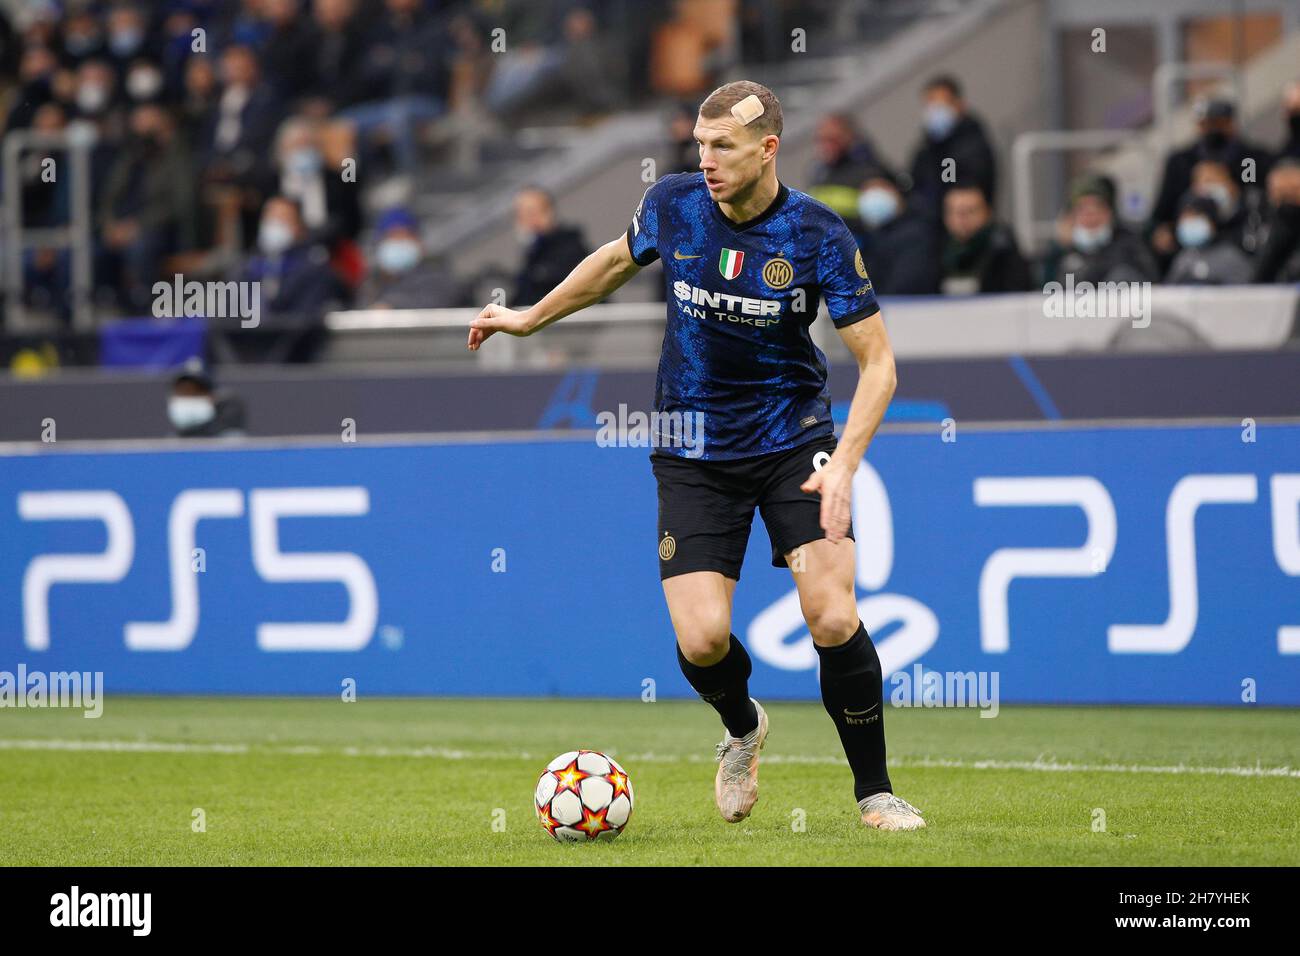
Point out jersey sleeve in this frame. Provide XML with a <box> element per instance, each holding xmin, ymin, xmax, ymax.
<box><xmin>625</xmin><ymin>180</ymin><xmax>663</xmax><ymax>266</ymax></box>
<box><xmin>817</xmin><ymin>216</ymin><xmax>880</xmax><ymax>328</ymax></box>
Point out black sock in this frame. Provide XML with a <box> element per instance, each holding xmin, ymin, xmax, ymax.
<box><xmin>814</xmin><ymin>621</ymin><xmax>892</xmax><ymax>802</ymax></box>
<box><xmin>677</xmin><ymin>634</ymin><xmax>759</xmax><ymax>738</ymax></box>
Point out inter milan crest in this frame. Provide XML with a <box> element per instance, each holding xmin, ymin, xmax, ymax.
<box><xmin>718</xmin><ymin>248</ymin><xmax>745</xmax><ymax>280</ymax></box>
<box><xmin>762</xmin><ymin>255</ymin><xmax>793</xmax><ymax>289</ymax></box>
<box><xmin>659</xmin><ymin>532</ymin><xmax>676</xmax><ymax>561</ymax></box>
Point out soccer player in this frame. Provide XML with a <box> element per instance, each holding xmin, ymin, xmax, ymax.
<box><xmin>468</xmin><ymin>81</ymin><xmax>924</xmax><ymax>831</ymax></box>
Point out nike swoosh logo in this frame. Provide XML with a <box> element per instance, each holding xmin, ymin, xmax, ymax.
<box><xmin>844</xmin><ymin>704</ymin><xmax>880</xmax><ymax>716</ymax></box>
<box><xmin>673</xmin><ymin>250</ymin><xmax>703</xmax><ymax>259</ymax></box>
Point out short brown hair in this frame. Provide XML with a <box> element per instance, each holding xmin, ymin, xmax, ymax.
<box><xmin>698</xmin><ymin>80</ymin><xmax>783</xmax><ymax>140</ymax></box>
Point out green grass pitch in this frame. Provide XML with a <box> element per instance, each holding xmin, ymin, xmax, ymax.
<box><xmin>1</xmin><ymin>698</ymin><xmax>1296</xmax><ymax>866</ymax></box>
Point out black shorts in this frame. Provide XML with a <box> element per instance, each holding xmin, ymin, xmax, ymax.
<box><xmin>651</xmin><ymin>435</ymin><xmax>854</xmax><ymax>582</ymax></box>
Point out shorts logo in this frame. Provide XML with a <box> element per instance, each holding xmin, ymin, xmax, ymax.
<box><xmin>800</xmin><ymin>415</ymin><xmax>818</xmax><ymax>428</ymax></box>
<box><xmin>854</xmin><ymin>248</ymin><xmax>869</xmax><ymax>279</ymax></box>
<box><xmin>762</xmin><ymin>256</ymin><xmax>793</xmax><ymax>289</ymax></box>
<box><xmin>719</xmin><ymin>248</ymin><xmax>745</xmax><ymax>280</ymax></box>
<box><xmin>659</xmin><ymin>532</ymin><xmax>677</xmax><ymax>561</ymax></box>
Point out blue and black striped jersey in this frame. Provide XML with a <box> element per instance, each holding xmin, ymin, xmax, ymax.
<box><xmin>626</xmin><ymin>172</ymin><xmax>879</xmax><ymax>460</ymax></box>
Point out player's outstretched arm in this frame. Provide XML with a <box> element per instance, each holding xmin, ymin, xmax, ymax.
<box><xmin>801</xmin><ymin>311</ymin><xmax>897</xmax><ymax>542</ymax></box>
<box><xmin>467</xmin><ymin>234</ymin><xmax>642</xmax><ymax>351</ymax></box>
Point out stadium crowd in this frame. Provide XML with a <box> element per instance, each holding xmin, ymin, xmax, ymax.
<box><xmin>1</xmin><ymin>1</ymin><xmax>1299</xmax><ymax>368</ymax></box>
<box><xmin>782</xmin><ymin>75</ymin><xmax>1300</xmax><ymax>296</ymax></box>
<box><xmin>0</xmin><ymin>0</ymin><xmax>667</xmax><ymax>359</ymax></box>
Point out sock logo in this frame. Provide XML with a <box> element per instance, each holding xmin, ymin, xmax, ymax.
<box><xmin>843</xmin><ymin>703</ymin><xmax>879</xmax><ymax>725</ymax></box>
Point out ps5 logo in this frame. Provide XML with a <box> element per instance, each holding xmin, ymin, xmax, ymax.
<box><xmin>749</xmin><ymin>467</ymin><xmax>1300</xmax><ymax>674</ymax></box>
<box><xmin>18</xmin><ymin>488</ymin><xmax>378</xmax><ymax>652</ymax></box>
<box><xmin>748</xmin><ymin>461</ymin><xmax>940</xmax><ymax>675</ymax></box>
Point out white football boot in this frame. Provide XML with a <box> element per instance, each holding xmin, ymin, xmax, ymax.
<box><xmin>713</xmin><ymin>699</ymin><xmax>769</xmax><ymax>822</ymax></box>
<box><xmin>858</xmin><ymin>792</ymin><xmax>927</xmax><ymax>831</ymax></box>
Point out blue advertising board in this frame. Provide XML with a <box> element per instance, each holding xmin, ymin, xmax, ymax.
<box><xmin>1</xmin><ymin>423</ymin><xmax>1298</xmax><ymax>705</ymax></box>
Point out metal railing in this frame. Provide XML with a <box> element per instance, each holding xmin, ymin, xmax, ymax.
<box><xmin>2</xmin><ymin>123</ymin><xmax>99</xmax><ymax>331</ymax></box>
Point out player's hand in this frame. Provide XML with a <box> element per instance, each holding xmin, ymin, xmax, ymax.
<box><xmin>801</xmin><ymin>460</ymin><xmax>853</xmax><ymax>543</ymax></box>
<box><xmin>467</xmin><ymin>304</ymin><xmax>533</xmax><ymax>351</ymax></box>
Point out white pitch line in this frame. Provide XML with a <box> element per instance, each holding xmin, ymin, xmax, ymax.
<box><xmin>0</xmin><ymin>738</ymin><xmax>1296</xmax><ymax>779</ymax></box>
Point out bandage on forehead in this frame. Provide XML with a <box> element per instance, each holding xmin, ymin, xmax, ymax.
<box><xmin>730</xmin><ymin>94</ymin><xmax>765</xmax><ymax>126</ymax></box>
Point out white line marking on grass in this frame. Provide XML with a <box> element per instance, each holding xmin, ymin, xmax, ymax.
<box><xmin>1</xmin><ymin>738</ymin><xmax>1297</xmax><ymax>779</ymax></box>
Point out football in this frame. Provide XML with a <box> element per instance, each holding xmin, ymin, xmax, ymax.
<box><xmin>534</xmin><ymin>750</ymin><xmax>634</xmax><ymax>842</ymax></box>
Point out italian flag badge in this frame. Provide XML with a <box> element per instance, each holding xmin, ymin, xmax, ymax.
<box><xmin>718</xmin><ymin>248</ymin><xmax>745</xmax><ymax>280</ymax></box>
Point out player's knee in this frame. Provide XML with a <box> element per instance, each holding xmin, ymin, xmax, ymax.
<box><xmin>674</xmin><ymin>609</ymin><xmax>732</xmax><ymax>664</ymax></box>
<box><xmin>803</xmin><ymin>597</ymin><xmax>859</xmax><ymax>646</ymax></box>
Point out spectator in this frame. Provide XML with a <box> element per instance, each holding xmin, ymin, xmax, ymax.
<box><xmin>260</xmin><ymin>0</ymin><xmax>319</xmax><ymax>102</ymax></box>
<box><xmin>97</xmin><ymin>103</ymin><xmax>196</xmax><ymax>312</ymax></box>
<box><xmin>852</xmin><ymin>168</ymin><xmax>940</xmax><ymax>295</ymax></box>
<box><xmin>5</xmin><ymin>44</ymin><xmax>60</xmax><ymax>133</ymax></box>
<box><xmin>178</xmin><ymin>53</ymin><xmax>218</xmax><ymax>148</ymax></box>
<box><xmin>939</xmin><ymin>184</ymin><xmax>1032</xmax><ymax>294</ymax></box>
<box><xmin>1165</xmin><ymin>196</ymin><xmax>1253</xmax><ymax>285</ymax></box>
<box><xmin>908</xmin><ymin>75</ymin><xmax>996</xmax><ymax>222</ymax></box>
<box><xmin>482</xmin><ymin>6</ymin><xmax>618</xmax><ymax>120</ymax></box>
<box><xmin>808</xmin><ymin>113</ymin><xmax>884</xmax><ymax>225</ymax></box>
<box><xmin>201</xmin><ymin>44</ymin><xmax>281</xmax><ymax>191</ymax></box>
<box><xmin>202</xmin><ymin>44</ymin><xmax>283</xmax><ymax>246</ymax></box>
<box><xmin>512</xmin><ymin>186</ymin><xmax>589</xmax><ymax>307</ymax></box>
<box><xmin>1253</xmin><ymin>159</ymin><xmax>1300</xmax><ymax>284</ymax></box>
<box><xmin>1282</xmin><ymin>81</ymin><xmax>1300</xmax><ymax>161</ymax></box>
<box><xmin>268</xmin><ymin>117</ymin><xmax>362</xmax><ymax>246</ymax></box>
<box><xmin>1052</xmin><ymin>177</ymin><xmax>1158</xmax><ymax>285</ymax></box>
<box><xmin>357</xmin><ymin>208</ymin><xmax>466</xmax><ymax>309</ymax></box>
<box><xmin>304</xmin><ymin>0</ymin><xmax>370</xmax><ymax>113</ymax></box>
<box><xmin>1149</xmin><ymin>97</ymin><xmax>1273</xmax><ymax>260</ymax></box>
<box><xmin>59</xmin><ymin>8</ymin><xmax>105</xmax><ymax>67</ymax></box>
<box><xmin>105</xmin><ymin>4</ymin><xmax>149</xmax><ymax>75</ymax></box>
<box><xmin>72</xmin><ymin>57</ymin><xmax>118</xmax><ymax>121</ymax></box>
<box><xmin>1188</xmin><ymin>158</ymin><xmax>1262</xmax><ymax>257</ymax></box>
<box><xmin>239</xmin><ymin>194</ymin><xmax>345</xmax><ymax>361</ymax></box>
<box><xmin>169</xmin><ymin>362</ymin><xmax>247</xmax><ymax>438</ymax></box>
<box><xmin>553</xmin><ymin>7</ymin><xmax>620</xmax><ymax>117</ymax></box>
<box><xmin>341</xmin><ymin>0</ymin><xmax>449</xmax><ymax>177</ymax></box>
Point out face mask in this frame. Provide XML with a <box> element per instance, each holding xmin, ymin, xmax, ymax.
<box><xmin>76</xmin><ymin>84</ymin><xmax>108</xmax><ymax>114</ymax></box>
<box><xmin>923</xmin><ymin>103</ymin><xmax>958</xmax><ymax>140</ymax></box>
<box><xmin>168</xmin><ymin>396</ymin><xmax>215</xmax><ymax>431</ymax></box>
<box><xmin>286</xmin><ymin>147</ymin><xmax>322</xmax><ymax>176</ymax></box>
<box><xmin>1176</xmin><ymin>216</ymin><xmax>1213</xmax><ymax>248</ymax></box>
<box><xmin>857</xmin><ymin>187</ymin><xmax>900</xmax><ymax>228</ymax></box>
<box><xmin>258</xmin><ymin>219</ymin><xmax>294</xmax><ymax>256</ymax></box>
<box><xmin>127</xmin><ymin>69</ymin><xmax>163</xmax><ymax>100</ymax></box>
<box><xmin>110</xmin><ymin>29</ymin><xmax>144</xmax><ymax>57</ymax></box>
<box><xmin>376</xmin><ymin>238</ymin><xmax>421</xmax><ymax>274</ymax></box>
<box><xmin>1072</xmin><ymin>222</ymin><xmax>1112</xmax><ymax>253</ymax></box>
